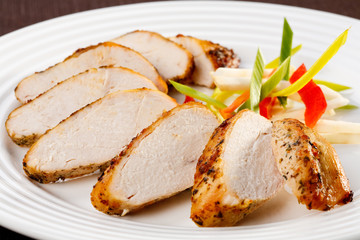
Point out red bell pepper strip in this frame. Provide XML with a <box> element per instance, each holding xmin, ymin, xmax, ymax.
<box><xmin>183</xmin><ymin>95</ymin><xmax>195</xmax><ymax>103</ymax></box>
<box><xmin>289</xmin><ymin>64</ymin><xmax>327</xmax><ymax>128</ymax></box>
<box><xmin>219</xmin><ymin>90</ymin><xmax>250</xmax><ymax>119</ymax></box>
<box><xmin>259</xmin><ymin>97</ymin><xmax>277</xmax><ymax>119</ymax></box>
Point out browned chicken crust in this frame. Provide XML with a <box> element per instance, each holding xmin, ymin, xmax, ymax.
<box><xmin>272</xmin><ymin>118</ymin><xmax>353</xmax><ymax>210</ymax></box>
<box><xmin>191</xmin><ymin>110</ymin><xmax>277</xmax><ymax>227</ymax></box>
<box><xmin>175</xmin><ymin>34</ymin><xmax>240</xmax><ymax>69</ymax></box>
<box><xmin>173</xmin><ymin>34</ymin><xmax>240</xmax><ymax>88</ymax></box>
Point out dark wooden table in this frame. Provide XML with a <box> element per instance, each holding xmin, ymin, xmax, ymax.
<box><xmin>1</xmin><ymin>0</ymin><xmax>359</xmax><ymax>239</ymax></box>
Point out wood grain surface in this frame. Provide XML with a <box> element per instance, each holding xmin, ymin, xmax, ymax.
<box><xmin>0</xmin><ymin>0</ymin><xmax>359</xmax><ymax>239</ymax></box>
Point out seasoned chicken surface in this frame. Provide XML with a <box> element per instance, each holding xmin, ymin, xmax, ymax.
<box><xmin>15</xmin><ymin>42</ymin><xmax>167</xmax><ymax>103</ymax></box>
<box><xmin>23</xmin><ymin>89</ymin><xmax>177</xmax><ymax>183</ymax></box>
<box><xmin>112</xmin><ymin>30</ymin><xmax>194</xmax><ymax>84</ymax></box>
<box><xmin>191</xmin><ymin>110</ymin><xmax>284</xmax><ymax>227</ymax></box>
<box><xmin>7</xmin><ymin>67</ymin><xmax>158</xmax><ymax>147</ymax></box>
<box><xmin>171</xmin><ymin>34</ymin><xmax>240</xmax><ymax>88</ymax></box>
<box><xmin>91</xmin><ymin>103</ymin><xmax>219</xmax><ymax>215</ymax></box>
<box><xmin>272</xmin><ymin>118</ymin><xmax>353</xmax><ymax>210</ymax></box>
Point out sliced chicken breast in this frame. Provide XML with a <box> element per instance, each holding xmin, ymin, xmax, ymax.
<box><xmin>91</xmin><ymin>102</ymin><xmax>219</xmax><ymax>215</ymax></box>
<box><xmin>23</xmin><ymin>89</ymin><xmax>177</xmax><ymax>183</ymax></box>
<box><xmin>111</xmin><ymin>30</ymin><xmax>194</xmax><ymax>84</ymax></box>
<box><xmin>15</xmin><ymin>42</ymin><xmax>167</xmax><ymax>103</ymax></box>
<box><xmin>272</xmin><ymin>118</ymin><xmax>353</xmax><ymax>210</ymax></box>
<box><xmin>171</xmin><ymin>34</ymin><xmax>240</xmax><ymax>88</ymax></box>
<box><xmin>191</xmin><ymin>110</ymin><xmax>284</xmax><ymax>227</ymax></box>
<box><xmin>6</xmin><ymin>67</ymin><xmax>157</xmax><ymax>147</ymax></box>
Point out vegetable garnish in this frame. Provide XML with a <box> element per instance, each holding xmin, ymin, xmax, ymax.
<box><xmin>272</xmin><ymin>28</ymin><xmax>349</xmax><ymax>97</ymax></box>
<box><xmin>169</xmin><ymin>80</ymin><xmax>226</xmax><ymax>109</ymax></box>
<box><xmin>259</xmin><ymin>97</ymin><xmax>277</xmax><ymax>119</ymax></box>
<box><xmin>260</xmin><ymin>57</ymin><xmax>290</xmax><ymax>101</ymax></box>
<box><xmin>219</xmin><ymin>90</ymin><xmax>250</xmax><ymax>119</ymax></box>
<box><xmin>289</xmin><ymin>64</ymin><xmax>327</xmax><ymax>128</ymax></box>
<box><xmin>336</xmin><ymin>104</ymin><xmax>358</xmax><ymax>110</ymax></box>
<box><xmin>249</xmin><ymin>48</ymin><xmax>265</xmax><ymax>112</ymax></box>
<box><xmin>313</xmin><ymin>80</ymin><xmax>351</xmax><ymax>92</ymax></box>
<box><xmin>183</xmin><ymin>96</ymin><xmax>195</xmax><ymax>103</ymax></box>
<box><xmin>265</xmin><ymin>44</ymin><xmax>302</xmax><ymax>68</ymax></box>
<box><xmin>279</xmin><ymin>18</ymin><xmax>293</xmax><ymax>80</ymax></box>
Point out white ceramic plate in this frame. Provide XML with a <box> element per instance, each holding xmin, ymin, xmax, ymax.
<box><xmin>1</xmin><ymin>1</ymin><xmax>360</xmax><ymax>239</ymax></box>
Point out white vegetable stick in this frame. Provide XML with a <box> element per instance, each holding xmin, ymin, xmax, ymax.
<box><xmin>211</xmin><ymin>68</ymin><xmax>274</xmax><ymax>91</ymax></box>
<box><xmin>320</xmin><ymin>133</ymin><xmax>360</xmax><ymax>144</ymax></box>
<box><xmin>315</xmin><ymin>119</ymin><xmax>360</xmax><ymax>134</ymax></box>
<box><xmin>212</xmin><ymin>66</ymin><xmax>295</xmax><ymax>91</ymax></box>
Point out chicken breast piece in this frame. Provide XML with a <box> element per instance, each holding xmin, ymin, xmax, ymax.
<box><xmin>15</xmin><ymin>42</ymin><xmax>167</xmax><ymax>103</ymax></box>
<box><xmin>170</xmin><ymin>34</ymin><xmax>240</xmax><ymax>88</ymax></box>
<box><xmin>111</xmin><ymin>30</ymin><xmax>194</xmax><ymax>84</ymax></box>
<box><xmin>6</xmin><ymin>67</ymin><xmax>158</xmax><ymax>147</ymax></box>
<box><xmin>23</xmin><ymin>89</ymin><xmax>177</xmax><ymax>183</ymax></box>
<box><xmin>272</xmin><ymin>118</ymin><xmax>353</xmax><ymax>210</ymax></box>
<box><xmin>191</xmin><ymin>110</ymin><xmax>284</xmax><ymax>227</ymax></box>
<box><xmin>91</xmin><ymin>102</ymin><xmax>219</xmax><ymax>215</ymax></box>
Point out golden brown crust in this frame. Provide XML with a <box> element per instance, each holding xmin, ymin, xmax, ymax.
<box><xmin>174</xmin><ymin>34</ymin><xmax>240</xmax><ymax>88</ymax></box>
<box><xmin>23</xmin><ymin>160</ymin><xmax>110</xmax><ymax>184</ymax></box>
<box><xmin>191</xmin><ymin>110</ymin><xmax>265</xmax><ymax>227</ymax></box>
<box><xmin>272</xmin><ymin>118</ymin><xmax>353</xmax><ymax>210</ymax></box>
<box><xmin>15</xmin><ymin>42</ymin><xmax>168</xmax><ymax>103</ymax></box>
<box><xmin>117</xmin><ymin>30</ymin><xmax>195</xmax><ymax>86</ymax></box>
<box><xmin>91</xmin><ymin>102</ymin><xmax>210</xmax><ymax>215</ymax></box>
<box><xmin>7</xmin><ymin>67</ymin><xmax>159</xmax><ymax>147</ymax></box>
<box><xmin>69</xmin><ymin>42</ymin><xmax>168</xmax><ymax>94</ymax></box>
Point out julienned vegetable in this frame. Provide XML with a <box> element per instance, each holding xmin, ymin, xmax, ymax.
<box><xmin>259</xmin><ymin>97</ymin><xmax>277</xmax><ymax>119</ymax></box>
<box><xmin>169</xmin><ymin>21</ymin><xmax>357</xmax><ymax>143</ymax></box>
<box><xmin>313</xmin><ymin>80</ymin><xmax>351</xmax><ymax>92</ymax></box>
<box><xmin>220</xmin><ymin>90</ymin><xmax>250</xmax><ymax>119</ymax></box>
<box><xmin>249</xmin><ymin>49</ymin><xmax>265</xmax><ymax>112</ymax></box>
<box><xmin>279</xmin><ymin>17</ymin><xmax>293</xmax><ymax>80</ymax></box>
<box><xmin>265</xmin><ymin>44</ymin><xmax>302</xmax><ymax>68</ymax></box>
<box><xmin>289</xmin><ymin>64</ymin><xmax>327</xmax><ymax>128</ymax></box>
<box><xmin>272</xmin><ymin>28</ymin><xmax>349</xmax><ymax>97</ymax></box>
<box><xmin>169</xmin><ymin>80</ymin><xmax>226</xmax><ymax>109</ymax></box>
<box><xmin>260</xmin><ymin>57</ymin><xmax>290</xmax><ymax>101</ymax></box>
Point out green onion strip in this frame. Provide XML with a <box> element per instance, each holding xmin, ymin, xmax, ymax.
<box><xmin>260</xmin><ymin>57</ymin><xmax>290</xmax><ymax>100</ymax></box>
<box><xmin>169</xmin><ymin>80</ymin><xmax>227</xmax><ymax>109</ymax></box>
<box><xmin>249</xmin><ymin>48</ymin><xmax>265</xmax><ymax>112</ymax></box>
<box><xmin>272</xmin><ymin>29</ymin><xmax>349</xmax><ymax>97</ymax></box>
<box><xmin>265</xmin><ymin>44</ymin><xmax>302</xmax><ymax>69</ymax></box>
<box><xmin>279</xmin><ymin>18</ymin><xmax>293</xmax><ymax>80</ymax></box>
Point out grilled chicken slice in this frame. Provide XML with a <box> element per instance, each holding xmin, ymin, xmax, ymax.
<box><xmin>91</xmin><ymin>102</ymin><xmax>219</xmax><ymax>215</ymax></box>
<box><xmin>6</xmin><ymin>67</ymin><xmax>158</xmax><ymax>147</ymax></box>
<box><xmin>272</xmin><ymin>118</ymin><xmax>353</xmax><ymax>210</ymax></box>
<box><xmin>23</xmin><ymin>89</ymin><xmax>177</xmax><ymax>183</ymax></box>
<box><xmin>170</xmin><ymin>34</ymin><xmax>240</xmax><ymax>88</ymax></box>
<box><xmin>111</xmin><ymin>30</ymin><xmax>194</xmax><ymax>84</ymax></box>
<box><xmin>191</xmin><ymin>110</ymin><xmax>284</xmax><ymax>227</ymax></box>
<box><xmin>15</xmin><ymin>42</ymin><xmax>167</xmax><ymax>103</ymax></box>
